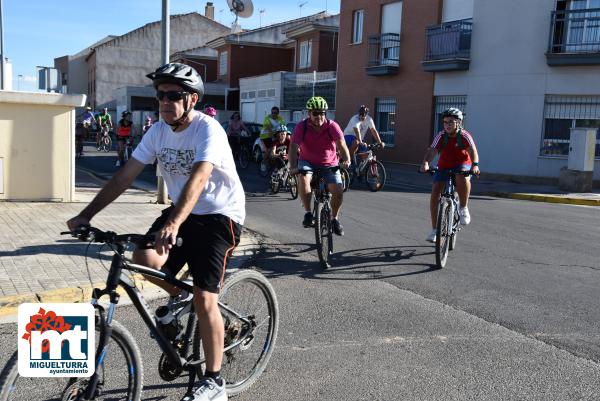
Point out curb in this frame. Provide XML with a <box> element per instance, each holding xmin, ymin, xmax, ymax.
<box><xmin>481</xmin><ymin>191</ymin><xmax>600</xmax><ymax>207</ymax></box>
<box><xmin>0</xmin><ymin>230</ymin><xmax>264</xmax><ymax>321</ymax></box>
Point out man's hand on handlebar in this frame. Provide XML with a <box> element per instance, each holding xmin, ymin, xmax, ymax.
<box><xmin>155</xmin><ymin>222</ymin><xmax>179</xmax><ymax>256</ymax></box>
<box><xmin>67</xmin><ymin>215</ymin><xmax>91</xmax><ymax>232</ymax></box>
<box><xmin>340</xmin><ymin>160</ymin><xmax>350</xmax><ymax>169</ymax></box>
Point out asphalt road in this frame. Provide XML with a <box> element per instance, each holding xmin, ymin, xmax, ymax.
<box><xmin>1</xmin><ymin>147</ymin><xmax>598</xmax><ymax>400</ymax></box>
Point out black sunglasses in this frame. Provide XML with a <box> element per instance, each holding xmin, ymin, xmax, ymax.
<box><xmin>311</xmin><ymin>111</ymin><xmax>326</xmax><ymax>117</ymax></box>
<box><xmin>156</xmin><ymin>90</ymin><xmax>189</xmax><ymax>102</ymax></box>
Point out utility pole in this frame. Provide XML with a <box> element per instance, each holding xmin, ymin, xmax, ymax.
<box><xmin>0</xmin><ymin>0</ymin><xmax>5</xmax><ymax>90</ymax></box>
<box><xmin>156</xmin><ymin>0</ymin><xmax>170</xmax><ymax>204</ymax></box>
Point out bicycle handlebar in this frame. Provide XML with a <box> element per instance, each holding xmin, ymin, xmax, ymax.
<box><xmin>420</xmin><ymin>168</ymin><xmax>476</xmax><ymax>177</ymax></box>
<box><xmin>61</xmin><ymin>225</ymin><xmax>183</xmax><ymax>248</ymax></box>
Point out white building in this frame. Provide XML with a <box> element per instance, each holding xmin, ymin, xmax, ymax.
<box><xmin>425</xmin><ymin>0</ymin><xmax>600</xmax><ymax>180</ymax></box>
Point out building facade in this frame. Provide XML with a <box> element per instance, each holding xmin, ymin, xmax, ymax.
<box><xmin>427</xmin><ymin>0</ymin><xmax>600</xmax><ymax>180</ymax></box>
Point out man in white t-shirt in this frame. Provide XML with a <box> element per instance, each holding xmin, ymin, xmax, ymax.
<box><xmin>67</xmin><ymin>63</ymin><xmax>244</xmax><ymax>401</ymax></box>
<box><xmin>343</xmin><ymin>105</ymin><xmax>385</xmax><ymax>165</ymax></box>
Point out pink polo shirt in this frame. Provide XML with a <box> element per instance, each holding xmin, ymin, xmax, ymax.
<box><xmin>291</xmin><ymin>119</ymin><xmax>343</xmax><ymax>166</ymax></box>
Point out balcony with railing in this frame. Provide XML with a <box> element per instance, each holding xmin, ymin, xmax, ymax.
<box><xmin>366</xmin><ymin>33</ymin><xmax>401</xmax><ymax>76</ymax></box>
<box><xmin>547</xmin><ymin>8</ymin><xmax>600</xmax><ymax>66</ymax></box>
<box><xmin>422</xmin><ymin>19</ymin><xmax>472</xmax><ymax>72</ymax></box>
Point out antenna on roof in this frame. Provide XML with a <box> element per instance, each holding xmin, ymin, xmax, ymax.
<box><xmin>299</xmin><ymin>1</ymin><xmax>308</xmax><ymax>17</ymax></box>
<box><xmin>227</xmin><ymin>0</ymin><xmax>253</xmax><ymax>33</ymax></box>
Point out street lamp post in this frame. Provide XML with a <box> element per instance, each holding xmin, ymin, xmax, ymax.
<box><xmin>0</xmin><ymin>0</ymin><xmax>5</xmax><ymax>90</ymax></box>
<box><xmin>17</xmin><ymin>74</ymin><xmax>22</xmax><ymax>91</ymax></box>
<box><xmin>156</xmin><ymin>0</ymin><xmax>170</xmax><ymax>204</ymax></box>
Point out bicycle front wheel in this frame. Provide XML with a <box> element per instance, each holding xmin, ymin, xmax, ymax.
<box><xmin>449</xmin><ymin>194</ymin><xmax>459</xmax><ymax>251</ymax></box>
<box><xmin>239</xmin><ymin>146</ymin><xmax>250</xmax><ymax>169</ymax></box>
<box><xmin>365</xmin><ymin>160</ymin><xmax>386</xmax><ymax>192</ymax></box>
<box><xmin>288</xmin><ymin>174</ymin><xmax>298</xmax><ymax>199</ymax></box>
<box><xmin>435</xmin><ymin>199</ymin><xmax>452</xmax><ymax>268</ymax></box>
<box><xmin>314</xmin><ymin>201</ymin><xmax>332</xmax><ymax>269</ymax></box>
<box><xmin>0</xmin><ymin>319</ymin><xmax>143</xmax><ymax>401</ymax></box>
<box><xmin>217</xmin><ymin>269</ymin><xmax>279</xmax><ymax>396</ymax></box>
<box><xmin>340</xmin><ymin>168</ymin><xmax>350</xmax><ymax>192</ymax></box>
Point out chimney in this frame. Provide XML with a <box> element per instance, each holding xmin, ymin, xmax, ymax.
<box><xmin>205</xmin><ymin>2</ymin><xmax>215</xmax><ymax>20</ymax></box>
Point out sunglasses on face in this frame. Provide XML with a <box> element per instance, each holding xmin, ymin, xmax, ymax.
<box><xmin>271</xmin><ymin>110</ymin><xmax>279</xmax><ymax>114</ymax></box>
<box><xmin>311</xmin><ymin>111</ymin><xmax>326</xmax><ymax>117</ymax></box>
<box><xmin>156</xmin><ymin>90</ymin><xmax>189</xmax><ymax>102</ymax></box>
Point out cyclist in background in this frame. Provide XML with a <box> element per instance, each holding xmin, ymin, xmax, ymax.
<box><xmin>204</xmin><ymin>104</ymin><xmax>217</xmax><ymax>119</ymax></box>
<box><xmin>116</xmin><ymin>111</ymin><xmax>133</xmax><ymax>167</ymax></box>
<box><xmin>270</xmin><ymin>124</ymin><xmax>291</xmax><ymax>169</ymax></box>
<box><xmin>142</xmin><ymin>116</ymin><xmax>153</xmax><ymax>137</ymax></box>
<box><xmin>80</xmin><ymin>106</ymin><xmax>97</xmax><ymax>140</ymax></box>
<box><xmin>67</xmin><ymin>62</ymin><xmax>244</xmax><ymax>401</ymax></box>
<box><xmin>289</xmin><ymin>96</ymin><xmax>350</xmax><ymax>236</ymax></box>
<box><xmin>96</xmin><ymin>108</ymin><xmax>113</xmax><ymax>149</ymax></box>
<box><xmin>419</xmin><ymin>107</ymin><xmax>480</xmax><ymax>243</ymax></box>
<box><xmin>343</xmin><ymin>105</ymin><xmax>385</xmax><ymax>171</ymax></box>
<box><xmin>227</xmin><ymin>111</ymin><xmax>248</xmax><ymax>155</ymax></box>
<box><xmin>259</xmin><ymin>106</ymin><xmax>285</xmax><ymax>170</ymax></box>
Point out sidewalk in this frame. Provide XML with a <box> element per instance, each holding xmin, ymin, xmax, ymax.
<box><xmin>0</xmin><ymin>168</ymin><xmax>261</xmax><ymax>321</ymax></box>
<box><xmin>382</xmin><ymin>164</ymin><xmax>600</xmax><ymax>207</ymax></box>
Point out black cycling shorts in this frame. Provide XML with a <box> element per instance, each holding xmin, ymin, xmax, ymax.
<box><xmin>147</xmin><ymin>206</ymin><xmax>242</xmax><ymax>293</ymax></box>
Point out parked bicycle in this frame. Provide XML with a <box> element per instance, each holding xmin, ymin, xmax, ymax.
<box><xmin>425</xmin><ymin>168</ymin><xmax>474</xmax><ymax>268</ymax></box>
<box><xmin>269</xmin><ymin>160</ymin><xmax>298</xmax><ymax>199</ymax></box>
<box><xmin>0</xmin><ymin>226</ymin><xmax>279</xmax><ymax>400</ymax></box>
<box><xmin>349</xmin><ymin>143</ymin><xmax>386</xmax><ymax>192</ymax></box>
<box><xmin>300</xmin><ymin>166</ymin><xmax>339</xmax><ymax>269</ymax></box>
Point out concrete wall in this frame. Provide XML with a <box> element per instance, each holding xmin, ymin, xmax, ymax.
<box><xmin>0</xmin><ymin>91</ymin><xmax>85</xmax><ymax>201</ymax></box>
<box><xmin>434</xmin><ymin>0</ymin><xmax>600</xmax><ymax>179</ymax></box>
<box><xmin>93</xmin><ymin>13</ymin><xmax>229</xmax><ymax>106</ymax></box>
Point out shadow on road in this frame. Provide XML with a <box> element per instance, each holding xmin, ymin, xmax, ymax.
<box><xmin>253</xmin><ymin>244</ymin><xmax>437</xmax><ymax>281</ymax></box>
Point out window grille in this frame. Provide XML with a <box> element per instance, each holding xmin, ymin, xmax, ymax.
<box><xmin>375</xmin><ymin>97</ymin><xmax>397</xmax><ymax>146</ymax></box>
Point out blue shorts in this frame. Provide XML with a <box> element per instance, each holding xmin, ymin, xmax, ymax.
<box><xmin>344</xmin><ymin>135</ymin><xmax>357</xmax><ymax>148</ymax></box>
<box><xmin>298</xmin><ymin>160</ymin><xmax>343</xmax><ymax>186</ymax></box>
<box><xmin>433</xmin><ymin>164</ymin><xmax>472</xmax><ymax>183</ymax></box>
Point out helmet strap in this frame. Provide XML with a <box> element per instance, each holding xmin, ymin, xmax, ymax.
<box><xmin>165</xmin><ymin>94</ymin><xmax>193</xmax><ymax>131</ymax></box>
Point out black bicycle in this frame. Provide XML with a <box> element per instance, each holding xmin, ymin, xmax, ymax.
<box><xmin>0</xmin><ymin>226</ymin><xmax>279</xmax><ymax>400</ymax></box>
<box><xmin>349</xmin><ymin>143</ymin><xmax>386</xmax><ymax>192</ymax></box>
<box><xmin>269</xmin><ymin>159</ymin><xmax>298</xmax><ymax>199</ymax></box>
<box><xmin>426</xmin><ymin>168</ymin><xmax>474</xmax><ymax>268</ymax></box>
<box><xmin>231</xmin><ymin>135</ymin><xmax>251</xmax><ymax>169</ymax></box>
<box><xmin>301</xmin><ymin>166</ymin><xmax>339</xmax><ymax>269</ymax></box>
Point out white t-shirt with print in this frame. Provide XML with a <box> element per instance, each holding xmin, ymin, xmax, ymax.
<box><xmin>132</xmin><ymin>112</ymin><xmax>245</xmax><ymax>225</ymax></box>
<box><xmin>342</xmin><ymin>114</ymin><xmax>376</xmax><ymax>140</ymax></box>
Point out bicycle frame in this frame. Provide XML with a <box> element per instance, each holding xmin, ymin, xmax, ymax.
<box><xmin>85</xmin><ymin>244</ymin><xmax>253</xmax><ymax>398</ymax></box>
<box><xmin>440</xmin><ymin>172</ymin><xmax>462</xmax><ymax>238</ymax></box>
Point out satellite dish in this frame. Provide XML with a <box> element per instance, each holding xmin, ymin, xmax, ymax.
<box><xmin>228</xmin><ymin>0</ymin><xmax>254</xmax><ymax>19</ymax></box>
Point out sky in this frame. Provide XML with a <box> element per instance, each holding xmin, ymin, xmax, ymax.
<box><xmin>3</xmin><ymin>0</ymin><xmax>340</xmax><ymax>92</ymax></box>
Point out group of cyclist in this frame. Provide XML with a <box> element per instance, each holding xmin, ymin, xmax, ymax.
<box><xmin>68</xmin><ymin>62</ymin><xmax>479</xmax><ymax>401</ymax></box>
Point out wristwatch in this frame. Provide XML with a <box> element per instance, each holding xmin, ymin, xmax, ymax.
<box><xmin>472</xmin><ymin>162</ymin><xmax>479</xmax><ymax>167</ymax></box>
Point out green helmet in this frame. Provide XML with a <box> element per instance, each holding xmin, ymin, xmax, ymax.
<box><xmin>306</xmin><ymin>96</ymin><xmax>328</xmax><ymax>111</ymax></box>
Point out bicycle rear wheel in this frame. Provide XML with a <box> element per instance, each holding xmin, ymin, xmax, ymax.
<box><xmin>0</xmin><ymin>319</ymin><xmax>143</xmax><ymax>401</ymax></box>
<box><xmin>435</xmin><ymin>199</ymin><xmax>451</xmax><ymax>268</ymax></box>
<box><xmin>314</xmin><ymin>201</ymin><xmax>332</xmax><ymax>269</ymax></box>
<box><xmin>193</xmin><ymin>270</ymin><xmax>279</xmax><ymax>397</ymax></box>
<box><xmin>102</xmin><ymin>136</ymin><xmax>112</xmax><ymax>152</ymax></box>
<box><xmin>365</xmin><ymin>160</ymin><xmax>386</xmax><ymax>192</ymax></box>
<box><xmin>288</xmin><ymin>174</ymin><xmax>298</xmax><ymax>199</ymax></box>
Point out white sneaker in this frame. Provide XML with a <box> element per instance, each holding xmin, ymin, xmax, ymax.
<box><xmin>426</xmin><ymin>229</ymin><xmax>437</xmax><ymax>243</ymax></box>
<box><xmin>115</xmin><ymin>160</ymin><xmax>121</xmax><ymax>167</ymax></box>
<box><xmin>181</xmin><ymin>377</ymin><xmax>227</xmax><ymax>401</ymax></box>
<box><xmin>460</xmin><ymin>207</ymin><xmax>471</xmax><ymax>225</ymax></box>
